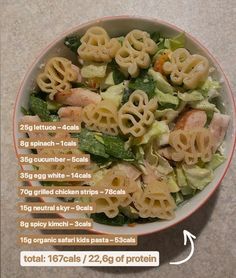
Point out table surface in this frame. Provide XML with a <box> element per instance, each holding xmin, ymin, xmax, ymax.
<box><xmin>1</xmin><ymin>1</ymin><xmax>236</xmax><ymax>277</ymax></box>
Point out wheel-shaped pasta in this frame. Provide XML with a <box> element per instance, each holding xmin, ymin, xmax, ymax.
<box><xmin>115</xmin><ymin>30</ymin><xmax>157</xmax><ymax>77</ymax></box>
<box><xmin>163</xmin><ymin>48</ymin><xmax>209</xmax><ymax>89</ymax></box>
<box><xmin>93</xmin><ymin>169</ymin><xmax>138</xmax><ymax>218</ymax></box>
<box><xmin>82</xmin><ymin>99</ymin><xmax>119</xmax><ymax>135</ymax></box>
<box><xmin>36</xmin><ymin>57</ymin><xmax>78</xmax><ymax>93</ymax></box>
<box><xmin>169</xmin><ymin>128</ymin><xmax>215</xmax><ymax>165</ymax></box>
<box><xmin>118</xmin><ymin>90</ymin><xmax>157</xmax><ymax>137</ymax></box>
<box><xmin>133</xmin><ymin>181</ymin><xmax>176</xmax><ymax>219</ymax></box>
<box><xmin>78</xmin><ymin>26</ymin><xmax>121</xmax><ymax>62</ymax></box>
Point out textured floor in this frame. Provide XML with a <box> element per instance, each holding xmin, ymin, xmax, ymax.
<box><xmin>1</xmin><ymin>0</ymin><xmax>236</xmax><ymax>277</ymax></box>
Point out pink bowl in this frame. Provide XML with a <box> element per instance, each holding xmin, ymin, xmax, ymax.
<box><xmin>13</xmin><ymin>16</ymin><xmax>236</xmax><ymax>235</ymax></box>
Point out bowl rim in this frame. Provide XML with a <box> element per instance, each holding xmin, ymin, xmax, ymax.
<box><xmin>13</xmin><ymin>15</ymin><xmax>236</xmax><ymax>236</ymax></box>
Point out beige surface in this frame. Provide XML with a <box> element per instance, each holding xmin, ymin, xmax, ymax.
<box><xmin>1</xmin><ymin>0</ymin><xmax>236</xmax><ymax>277</ymax></box>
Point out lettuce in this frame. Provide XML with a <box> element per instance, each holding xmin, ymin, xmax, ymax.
<box><xmin>178</xmin><ymin>91</ymin><xmax>204</xmax><ymax>102</ymax></box>
<box><xmin>103</xmin><ymin>72</ymin><xmax>115</xmax><ymax>87</ymax></box>
<box><xmin>101</xmin><ymin>83</ymin><xmax>125</xmax><ymax>107</ymax></box>
<box><xmin>81</xmin><ymin>62</ymin><xmax>107</xmax><ymax>79</ymax></box>
<box><xmin>164</xmin><ymin>32</ymin><xmax>185</xmax><ymax>51</ymax></box>
<box><xmin>182</xmin><ymin>164</ymin><xmax>213</xmax><ymax>190</ymax></box>
<box><xmin>155</xmin><ymin>108</ymin><xmax>179</xmax><ymax>123</ymax></box>
<box><xmin>29</xmin><ymin>95</ymin><xmax>51</xmax><ymax>122</ymax></box>
<box><xmin>156</xmin><ymin>153</ymin><xmax>173</xmax><ymax>175</ymax></box>
<box><xmin>133</xmin><ymin>121</ymin><xmax>169</xmax><ymax>145</ymax></box>
<box><xmin>167</xmin><ymin>172</ymin><xmax>180</xmax><ymax>192</ymax></box>
<box><xmin>173</xmin><ymin>192</ymin><xmax>184</xmax><ymax>205</ymax></box>
<box><xmin>155</xmin><ymin>88</ymin><xmax>179</xmax><ymax>109</ymax></box>
<box><xmin>201</xmin><ymin>77</ymin><xmax>220</xmax><ymax>95</ymax></box>
<box><xmin>206</xmin><ymin>153</ymin><xmax>225</xmax><ymax>170</ymax></box>
<box><xmin>148</xmin><ymin>68</ymin><xmax>174</xmax><ymax>94</ymax></box>
<box><xmin>189</xmin><ymin>99</ymin><xmax>220</xmax><ymax>113</ymax></box>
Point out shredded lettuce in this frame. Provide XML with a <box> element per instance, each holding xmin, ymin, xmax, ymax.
<box><xmin>173</xmin><ymin>192</ymin><xmax>184</xmax><ymax>205</ymax></box>
<box><xmin>164</xmin><ymin>32</ymin><xmax>185</xmax><ymax>51</ymax></box>
<box><xmin>167</xmin><ymin>172</ymin><xmax>180</xmax><ymax>193</ymax></box>
<box><xmin>81</xmin><ymin>62</ymin><xmax>107</xmax><ymax>79</ymax></box>
<box><xmin>178</xmin><ymin>90</ymin><xmax>204</xmax><ymax>102</ymax></box>
<box><xmin>189</xmin><ymin>99</ymin><xmax>220</xmax><ymax>112</ymax></box>
<box><xmin>206</xmin><ymin>153</ymin><xmax>225</xmax><ymax>170</ymax></box>
<box><xmin>148</xmin><ymin>68</ymin><xmax>174</xmax><ymax>94</ymax></box>
<box><xmin>201</xmin><ymin>77</ymin><xmax>220</xmax><ymax>97</ymax></box>
<box><xmin>133</xmin><ymin>121</ymin><xmax>169</xmax><ymax>145</ymax></box>
<box><xmin>101</xmin><ymin>83</ymin><xmax>125</xmax><ymax>107</ymax></box>
<box><xmin>155</xmin><ymin>88</ymin><xmax>179</xmax><ymax>109</ymax></box>
<box><xmin>182</xmin><ymin>164</ymin><xmax>213</xmax><ymax>190</ymax></box>
<box><xmin>155</xmin><ymin>108</ymin><xmax>179</xmax><ymax>123</ymax></box>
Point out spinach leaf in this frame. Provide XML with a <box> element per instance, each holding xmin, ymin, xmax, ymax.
<box><xmin>150</xmin><ymin>32</ymin><xmax>160</xmax><ymax>43</ymax></box>
<box><xmin>64</xmin><ymin>35</ymin><xmax>81</xmax><ymax>53</ymax></box>
<box><xmin>109</xmin><ymin>60</ymin><xmax>126</xmax><ymax>84</ymax></box>
<box><xmin>128</xmin><ymin>72</ymin><xmax>156</xmax><ymax>99</ymax></box>
<box><xmin>90</xmin><ymin>213</ymin><xmax>127</xmax><ymax>226</ymax></box>
<box><xmin>135</xmin><ymin>217</ymin><xmax>160</xmax><ymax>223</ymax></box>
<box><xmin>77</xmin><ymin>129</ymin><xmax>109</xmax><ymax>158</ymax></box>
<box><xmin>121</xmin><ymin>87</ymin><xmax>133</xmax><ymax>104</ymax></box>
<box><xmin>102</xmin><ymin>134</ymin><xmax>135</xmax><ymax>160</ymax></box>
<box><xmin>21</xmin><ymin>106</ymin><xmax>32</xmax><ymax>116</ymax></box>
<box><xmin>29</xmin><ymin>95</ymin><xmax>51</xmax><ymax>121</ymax></box>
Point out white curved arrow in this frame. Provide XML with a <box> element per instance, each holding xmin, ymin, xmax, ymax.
<box><xmin>169</xmin><ymin>230</ymin><xmax>196</xmax><ymax>265</ymax></box>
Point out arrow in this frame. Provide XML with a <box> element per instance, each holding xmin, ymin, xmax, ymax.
<box><xmin>169</xmin><ymin>230</ymin><xmax>196</xmax><ymax>265</ymax></box>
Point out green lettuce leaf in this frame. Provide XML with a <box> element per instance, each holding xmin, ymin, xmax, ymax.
<box><xmin>148</xmin><ymin>68</ymin><xmax>174</xmax><ymax>94</ymax></box>
<box><xmin>101</xmin><ymin>83</ymin><xmax>125</xmax><ymax>107</ymax></box>
<box><xmin>206</xmin><ymin>153</ymin><xmax>225</xmax><ymax>170</ymax></box>
<box><xmin>155</xmin><ymin>88</ymin><xmax>179</xmax><ymax>109</ymax></box>
<box><xmin>167</xmin><ymin>172</ymin><xmax>180</xmax><ymax>193</ymax></box>
<box><xmin>178</xmin><ymin>90</ymin><xmax>204</xmax><ymax>102</ymax></box>
<box><xmin>133</xmin><ymin>121</ymin><xmax>169</xmax><ymax>145</ymax></box>
<box><xmin>164</xmin><ymin>32</ymin><xmax>185</xmax><ymax>51</ymax></box>
<box><xmin>182</xmin><ymin>164</ymin><xmax>213</xmax><ymax>190</ymax></box>
<box><xmin>189</xmin><ymin>99</ymin><xmax>220</xmax><ymax>113</ymax></box>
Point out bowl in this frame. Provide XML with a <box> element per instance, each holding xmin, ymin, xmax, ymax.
<box><xmin>13</xmin><ymin>16</ymin><xmax>236</xmax><ymax>235</ymax></box>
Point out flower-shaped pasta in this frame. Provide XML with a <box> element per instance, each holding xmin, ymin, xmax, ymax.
<box><xmin>78</xmin><ymin>26</ymin><xmax>121</xmax><ymax>62</ymax></box>
<box><xmin>169</xmin><ymin>128</ymin><xmax>214</xmax><ymax>165</ymax></box>
<box><xmin>82</xmin><ymin>99</ymin><xmax>119</xmax><ymax>135</ymax></box>
<box><xmin>37</xmin><ymin>57</ymin><xmax>78</xmax><ymax>93</ymax></box>
<box><xmin>115</xmin><ymin>30</ymin><xmax>157</xmax><ymax>77</ymax></box>
<box><xmin>133</xmin><ymin>181</ymin><xmax>176</xmax><ymax>219</ymax></box>
<box><xmin>118</xmin><ymin>90</ymin><xmax>157</xmax><ymax>137</ymax></box>
<box><xmin>163</xmin><ymin>48</ymin><xmax>209</xmax><ymax>89</ymax></box>
<box><xmin>93</xmin><ymin>169</ymin><xmax>139</xmax><ymax>218</ymax></box>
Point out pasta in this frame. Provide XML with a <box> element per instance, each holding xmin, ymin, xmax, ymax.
<box><xmin>133</xmin><ymin>181</ymin><xmax>176</xmax><ymax>219</ymax></box>
<box><xmin>37</xmin><ymin>57</ymin><xmax>78</xmax><ymax>93</ymax></box>
<box><xmin>82</xmin><ymin>99</ymin><xmax>119</xmax><ymax>135</ymax></box>
<box><xmin>169</xmin><ymin>128</ymin><xmax>215</xmax><ymax>165</ymax></box>
<box><xmin>78</xmin><ymin>26</ymin><xmax>121</xmax><ymax>62</ymax></box>
<box><xmin>21</xmin><ymin>26</ymin><xmax>229</xmax><ymax>226</ymax></box>
<box><xmin>118</xmin><ymin>90</ymin><xmax>157</xmax><ymax>137</ymax></box>
<box><xmin>163</xmin><ymin>48</ymin><xmax>209</xmax><ymax>89</ymax></box>
<box><xmin>93</xmin><ymin>169</ymin><xmax>138</xmax><ymax>218</ymax></box>
<box><xmin>115</xmin><ymin>30</ymin><xmax>157</xmax><ymax>77</ymax></box>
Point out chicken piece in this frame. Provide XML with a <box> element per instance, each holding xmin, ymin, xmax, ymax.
<box><xmin>209</xmin><ymin>113</ymin><xmax>230</xmax><ymax>150</ymax></box>
<box><xmin>175</xmin><ymin>109</ymin><xmax>207</xmax><ymax>130</ymax></box>
<box><xmin>113</xmin><ymin>163</ymin><xmax>141</xmax><ymax>180</ymax></box>
<box><xmin>142</xmin><ymin>161</ymin><xmax>164</xmax><ymax>184</ymax></box>
<box><xmin>54</xmin><ymin>88</ymin><xmax>101</xmax><ymax>107</ymax></box>
<box><xmin>58</xmin><ymin>107</ymin><xmax>82</xmax><ymax>122</ymax></box>
<box><xmin>71</xmin><ymin>65</ymin><xmax>82</xmax><ymax>83</ymax></box>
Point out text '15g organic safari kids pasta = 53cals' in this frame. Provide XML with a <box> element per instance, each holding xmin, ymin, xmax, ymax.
<box><xmin>21</xmin><ymin>26</ymin><xmax>230</xmax><ymax>226</ymax></box>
